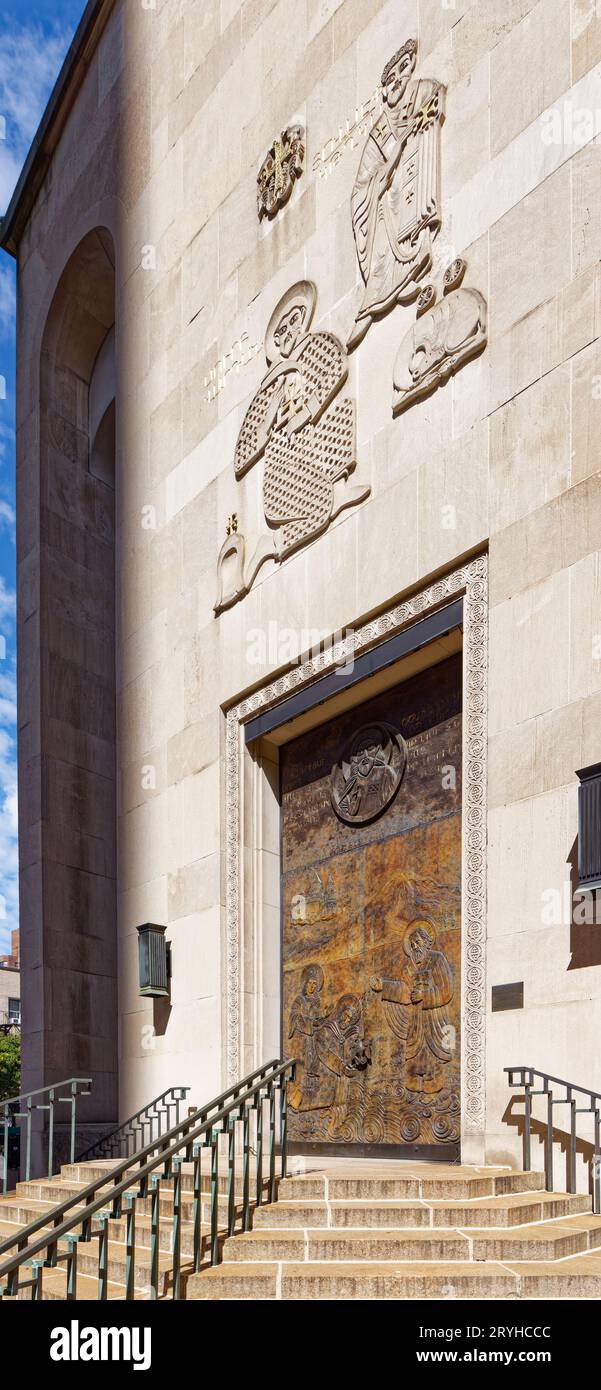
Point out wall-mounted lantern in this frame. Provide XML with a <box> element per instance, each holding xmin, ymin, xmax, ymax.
<box><xmin>136</xmin><ymin>923</ymin><xmax>171</xmax><ymax>998</ymax></box>
<box><xmin>576</xmin><ymin>763</ymin><xmax>601</xmax><ymax>892</ymax></box>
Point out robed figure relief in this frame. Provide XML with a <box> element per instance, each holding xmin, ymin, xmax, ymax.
<box><xmin>288</xmin><ymin>975</ymin><xmax>369</xmax><ymax>1116</ymax></box>
<box><xmin>214</xmin><ymin>280</ymin><xmax>370</xmax><ymax>612</ymax></box>
<box><xmin>371</xmin><ymin>920</ymin><xmax>454</xmax><ymax>1095</ymax></box>
<box><xmin>347</xmin><ymin>38</ymin><xmax>445</xmax><ymax>351</ymax></box>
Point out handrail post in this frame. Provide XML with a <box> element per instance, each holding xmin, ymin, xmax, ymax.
<box><xmin>242</xmin><ymin>1105</ymin><xmax>251</xmax><ymax>1233</ymax></box>
<box><xmin>172</xmin><ymin>1157</ymin><xmax>182</xmax><ymax>1300</ymax></box>
<box><xmin>255</xmin><ymin>1093</ymin><xmax>264</xmax><ymax>1206</ymax></box>
<box><xmin>2</xmin><ymin>1107</ymin><xmax>8</xmax><ymax>1195</ymax></box>
<box><xmin>595</xmin><ymin>1109</ymin><xmax>601</xmax><ymax>1216</ymax></box>
<box><xmin>210</xmin><ymin>1130</ymin><xmax>219</xmax><ymax>1265</ymax></box>
<box><xmin>280</xmin><ymin>1076</ymin><xmax>289</xmax><ymax>1180</ymax></box>
<box><xmin>192</xmin><ymin>1145</ymin><xmax>202</xmax><ymax>1272</ymax></box>
<box><xmin>523</xmin><ymin>1078</ymin><xmax>532</xmax><ymax>1171</ymax></box>
<box><xmin>25</xmin><ymin>1097</ymin><xmax>32</xmax><ymax>1182</ymax></box>
<box><xmin>569</xmin><ymin>1095</ymin><xmax>577</xmax><ymax>1193</ymax></box>
<box><xmin>97</xmin><ymin>1213</ymin><xmax>109</xmax><ymax>1300</ymax></box>
<box><xmin>47</xmin><ymin>1090</ymin><xmax>55</xmax><ymax>1179</ymax></box>
<box><xmin>70</xmin><ymin>1083</ymin><xmax>77</xmax><ymax>1164</ymax></box>
<box><xmin>268</xmin><ymin>1082</ymin><xmax>276</xmax><ymax>1203</ymax></box>
<box><xmin>150</xmin><ymin>1175</ymin><xmax>160</xmax><ymax>1299</ymax></box>
<box><xmin>124</xmin><ymin>1193</ymin><xmax>136</xmax><ymax>1301</ymax></box>
<box><xmin>227</xmin><ymin>1118</ymin><xmax>236</xmax><ymax>1238</ymax></box>
<box><xmin>546</xmin><ymin>1089</ymin><xmax>554</xmax><ymax>1191</ymax></box>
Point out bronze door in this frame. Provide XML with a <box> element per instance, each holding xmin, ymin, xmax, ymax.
<box><xmin>281</xmin><ymin>653</ymin><xmax>462</xmax><ymax>1158</ymax></box>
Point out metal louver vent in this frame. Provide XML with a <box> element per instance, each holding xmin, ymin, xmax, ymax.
<box><xmin>576</xmin><ymin>763</ymin><xmax>601</xmax><ymax>892</ymax></box>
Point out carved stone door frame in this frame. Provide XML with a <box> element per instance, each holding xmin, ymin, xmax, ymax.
<box><xmin>224</xmin><ymin>553</ymin><xmax>488</xmax><ymax>1161</ymax></box>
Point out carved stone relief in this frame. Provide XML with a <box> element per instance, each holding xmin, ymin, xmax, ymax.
<box><xmin>257</xmin><ymin>125</ymin><xmax>305</xmax><ymax>220</ymax></box>
<box><xmin>392</xmin><ymin>266</ymin><xmax>487</xmax><ymax>415</ymax></box>
<box><xmin>347</xmin><ymin>38</ymin><xmax>446</xmax><ymax>352</ymax></box>
<box><xmin>214</xmin><ymin>280</ymin><xmax>370</xmax><ymax>613</ymax></box>
<box><xmin>346</xmin><ymin>37</ymin><xmax>488</xmax><ymax>412</ymax></box>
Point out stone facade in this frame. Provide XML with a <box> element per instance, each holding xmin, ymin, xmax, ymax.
<box><xmin>6</xmin><ymin>0</ymin><xmax>601</xmax><ymax>1172</ymax></box>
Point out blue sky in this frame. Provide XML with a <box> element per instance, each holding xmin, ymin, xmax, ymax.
<box><xmin>0</xmin><ymin>0</ymin><xmax>86</xmax><ymax>950</ymax></box>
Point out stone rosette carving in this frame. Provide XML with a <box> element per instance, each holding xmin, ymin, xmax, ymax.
<box><xmin>257</xmin><ymin>125</ymin><xmax>305</xmax><ymax>220</ymax></box>
<box><xmin>224</xmin><ymin>554</ymin><xmax>489</xmax><ymax>1146</ymax></box>
<box><xmin>214</xmin><ymin>280</ymin><xmax>370</xmax><ymax>613</ymax></box>
<box><xmin>347</xmin><ymin>38</ymin><xmax>445</xmax><ymax>351</ymax></box>
<box><xmin>330</xmin><ymin>721</ymin><xmax>407</xmax><ymax>825</ymax></box>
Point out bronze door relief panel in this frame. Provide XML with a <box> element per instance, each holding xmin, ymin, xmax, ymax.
<box><xmin>281</xmin><ymin>654</ymin><xmax>462</xmax><ymax>1157</ymax></box>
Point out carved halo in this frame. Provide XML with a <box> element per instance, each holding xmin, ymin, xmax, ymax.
<box><xmin>403</xmin><ymin>918</ymin><xmax>437</xmax><ymax>959</ymax></box>
<box><xmin>264</xmin><ymin>279</ymin><xmax>317</xmax><ymax>366</ymax></box>
<box><xmin>330</xmin><ymin>720</ymin><xmax>407</xmax><ymax>825</ymax></box>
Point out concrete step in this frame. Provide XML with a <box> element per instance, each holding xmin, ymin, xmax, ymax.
<box><xmin>0</xmin><ymin>1188</ymin><xmax>242</xmax><ymax>1236</ymax></box>
<box><xmin>188</xmin><ymin>1254</ymin><xmax>601</xmax><ymax>1300</ymax></box>
<box><xmin>251</xmin><ymin>1190</ymin><xmax>592</xmax><ymax>1229</ymax></box>
<box><xmin>62</xmin><ymin>1160</ymin><xmax>270</xmax><ymax>1196</ymax></box>
<box><xmin>223</xmin><ymin>1228</ymin><xmax>472</xmax><ymax>1261</ymax></box>
<box><xmin>3</xmin><ymin>1183</ymin><xmax>242</xmax><ymax>1228</ymax></box>
<box><xmin>220</xmin><ymin>1215</ymin><xmax>601</xmax><ymax>1263</ymax></box>
<box><xmin>0</xmin><ymin>1218</ymin><xmax>178</xmax><ymax>1295</ymax></box>
<box><xmin>277</xmin><ymin>1170</ymin><xmax>546</xmax><ymax>1201</ymax></box>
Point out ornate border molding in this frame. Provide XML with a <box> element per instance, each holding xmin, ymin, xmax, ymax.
<box><xmin>225</xmin><ymin>553</ymin><xmax>488</xmax><ymax>1142</ymax></box>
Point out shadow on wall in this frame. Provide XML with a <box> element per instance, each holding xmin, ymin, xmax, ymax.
<box><xmin>503</xmin><ymin>1094</ymin><xmax>597</xmax><ymax>1200</ymax></box>
<box><xmin>567</xmin><ymin>838</ymin><xmax>601</xmax><ymax>970</ymax></box>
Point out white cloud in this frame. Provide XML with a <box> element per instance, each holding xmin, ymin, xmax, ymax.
<box><xmin>0</xmin><ymin>576</ymin><xmax>15</xmax><ymax>627</ymax></box>
<box><xmin>0</xmin><ymin>499</ymin><xmax>15</xmax><ymax>532</ymax></box>
<box><xmin>0</xmin><ymin>21</ymin><xmax>74</xmax><ymax>213</ymax></box>
<box><xmin>0</xmin><ymin>261</ymin><xmax>15</xmax><ymax>332</ymax></box>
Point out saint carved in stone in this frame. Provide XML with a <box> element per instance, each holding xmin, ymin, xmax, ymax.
<box><xmin>347</xmin><ymin>38</ymin><xmax>445</xmax><ymax>351</ymax></box>
<box><xmin>215</xmin><ymin>280</ymin><xmax>369</xmax><ymax>612</ymax></box>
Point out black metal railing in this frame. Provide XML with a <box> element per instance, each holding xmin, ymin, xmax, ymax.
<box><xmin>1</xmin><ymin>1078</ymin><xmax>92</xmax><ymax>1195</ymax></box>
<box><xmin>0</xmin><ymin>1058</ymin><xmax>295</xmax><ymax>1300</ymax></box>
<box><xmin>506</xmin><ymin>1065</ymin><xmax>601</xmax><ymax>1212</ymax></box>
<box><xmin>76</xmin><ymin>1087</ymin><xmax>190</xmax><ymax>1162</ymax></box>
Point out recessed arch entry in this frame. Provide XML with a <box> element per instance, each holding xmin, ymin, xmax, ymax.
<box><xmin>20</xmin><ymin>228</ymin><xmax>117</xmax><ymax>1155</ymax></box>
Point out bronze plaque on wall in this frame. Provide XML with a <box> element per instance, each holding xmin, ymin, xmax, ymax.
<box><xmin>281</xmin><ymin>653</ymin><xmax>462</xmax><ymax>1156</ymax></box>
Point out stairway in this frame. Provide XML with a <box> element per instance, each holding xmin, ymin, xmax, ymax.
<box><xmin>188</xmin><ymin>1160</ymin><xmax>601</xmax><ymax>1300</ymax></box>
<box><xmin>2</xmin><ymin>1157</ymin><xmax>601</xmax><ymax>1299</ymax></box>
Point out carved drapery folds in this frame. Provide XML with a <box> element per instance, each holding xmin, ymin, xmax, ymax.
<box><xmin>346</xmin><ymin>37</ymin><xmax>488</xmax><ymax>407</ymax></box>
<box><xmin>214</xmin><ymin>280</ymin><xmax>369</xmax><ymax>613</ymax></box>
<box><xmin>347</xmin><ymin>38</ymin><xmax>445</xmax><ymax>351</ymax></box>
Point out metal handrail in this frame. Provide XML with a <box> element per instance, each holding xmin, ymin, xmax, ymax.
<box><xmin>1</xmin><ymin>1078</ymin><xmax>92</xmax><ymax>1195</ymax></box>
<box><xmin>76</xmin><ymin>1086</ymin><xmax>191</xmax><ymax>1162</ymax></box>
<box><xmin>0</xmin><ymin>1057</ymin><xmax>295</xmax><ymax>1299</ymax></box>
<box><xmin>506</xmin><ymin>1065</ymin><xmax>601</xmax><ymax>1212</ymax></box>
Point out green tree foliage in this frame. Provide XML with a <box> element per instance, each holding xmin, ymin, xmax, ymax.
<box><xmin>0</xmin><ymin>1033</ymin><xmax>21</xmax><ymax>1102</ymax></box>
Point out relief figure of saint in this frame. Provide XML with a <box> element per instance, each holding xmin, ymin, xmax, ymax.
<box><xmin>348</xmin><ymin>38</ymin><xmax>445</xmax><ymax>351</ymax></box>
<box><xmin>232</xmin><ymin>280</ymin><xmax>370</xmax><ymax>598</ymax></box>
<box><xmin>288</xmin><ymin>985</ymin><xmax>368</xmax><ymax>1113</ymax></box>
<box><xmin>371</xmin><ymin>920</ymin><xmax>454</xmax><ymax>1094</ymax></box>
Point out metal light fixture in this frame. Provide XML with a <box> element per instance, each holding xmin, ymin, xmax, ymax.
<box><xmin>136</xmin><ymin>923</ymin><xmax>171</xmax><ymax>998</ymax></box>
